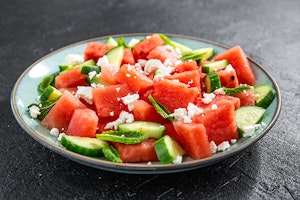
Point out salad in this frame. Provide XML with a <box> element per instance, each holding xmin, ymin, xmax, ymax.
<box><xmin>28</xmin><ymin>33</ymin><xmax>275</xmax><ymax>164</ymax></box>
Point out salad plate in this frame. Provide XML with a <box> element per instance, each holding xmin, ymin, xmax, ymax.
<box><xmin>11</xmin><ymin>33</ymin><xmax>281</xmax><ymax>174</ymax></box>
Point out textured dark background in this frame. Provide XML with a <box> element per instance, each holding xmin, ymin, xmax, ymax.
<box><xmin>1</xmin><ymin>0</ymin><xmax>299</xmax><ymax>199</ymax></box>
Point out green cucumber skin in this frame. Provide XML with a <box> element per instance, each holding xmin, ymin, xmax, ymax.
<box><xmin>254</xmin><ymin>84</ymin><xmax>275</xmax><ymax>108</ymax></box>
<box><xmin>204</xmin><ymin>72</ymin><xmax>221</xmax><ymax>93</ymax></box>
<box><xmin>81</xmin><ymin>66</ymin><xmax>100</xmax><ymax>75</ymax></box>
<box><xmin>117</xmin><ymin>121</ymin><xmax>165</xmax><ymax>139</ymax></box>
<box><xmin>202</xmin><ymin>60</ymin><xmax>228</xmax><ymax>73</ymax></box>
<box><xmin>40</xmin><ymin>85</ymin><xmax>54</xmax><ymax>102</ymax></box>
<box><xmin>102</xmin><ymin>145</ymin><xmax>122</xmax><ymax>163</ymax></box>
<box><xmin>105</xmin><ymin>45</ymin><xmax>124</xmax><ymax>67</ymax></box>
<box><xmin>60</xmin><ymin>135</ymin><xmax>107</xmax><ymax>157</ymax></box>
<box><xmin>154</xmin><ymin>136</ymin><xmax>174</xmax><ymax>164</ymax></box>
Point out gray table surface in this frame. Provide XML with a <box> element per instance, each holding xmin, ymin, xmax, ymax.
<box><xmin>1</xmin><ymin>0</ymin><xmax>299</xmax><ymax>199</ymax></box>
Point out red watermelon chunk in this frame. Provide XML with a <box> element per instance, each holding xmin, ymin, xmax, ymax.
<box><xmin>232</xmin><ymin>88</ymin><xmax>256</xmax><ymax>106</ymax></box>
<box><xmin>66</xmin><ymin>108</ymin><xmax>98</xmax><ymax>138</ymax></box>
<box><xmin>41</xmin><ymin>91</ymin><xmax>87</xmax><ymax>131</ymax></box>
<box><xmin>84</xmin><ymin>42</ymin><xmax>114</xmax><ymax>62</ymax></box>
<box><xmin>112</xmin><ymin>139</ymin><xmax>158</xmax><ymax>163</ymax></box>
<box><xmin>193</xmin><ymin>99</ymin><xmax>239</xmax><ymax>145</ymax></box>
<box><xmin>132</xmin><ymin>100</ymin><xmax>166</xmax><ymax>123</ymax></box>
<box><xmin>217</xmin><ymin>65</ymin><xmax>239</xmax><ymax>88</ymax></box>
<box><xmin>174</xmin><ymin>60</ymin><xmax>198</xmax><ymax>73</ymax></box>
<box><xmin>122</xmin><ymin>48</ymin><xmax>135</xmax><ymax>65</ymax></box>
<box><xmin>133</xmin><ymin>34</ymin><xmax>165</xmax><ymax>60</ymax></box>
<box><xmin>147</xmin><ymin>45</ymin><xmax>180</xmax><ymax>64</ymax></box>
<box><xmin>116</xmin><ymin>64</ymin><xmax>153</xmax><ymax>93</ymax></box>
<box><xmin>55</xmin><ymin>67</ymin><xmax>87</xmax><ymax>89</ymax></box>
<box><xmin>173</xmin><ymin>121</ymin><xmax>212</xmax><ymax>159</ymax></box>
<box><xmin>152</xmin><ymin>79</ymin><xmax>200</xmax><ymax>112</ymax></box>
<box><xmin>166</xmin><ymin>69</ymin><xmax>201</xmax><ymax>90</ymax></box>
<box><xmin>99</xmin><ymin>62</ymin><xmax>119</xmax><ymax>85</ymax></box>
<box><xmin>93</xmin><ymin>84</ymin><xmax>132</xmax><ymax>118</ymax></box>
<box><xmin>196</xmin><ymin>94</ymin><xmax>241</xmax><ymax>110</ymax></box>
<box><xmin>213</xmin><ymin>46</ymin><xmax>255</xmax><ymax>86</ymax></box>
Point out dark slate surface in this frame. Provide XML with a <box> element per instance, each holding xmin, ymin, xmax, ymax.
<box><xmin>1</xmin><ymin>0</ymin><xmax>299</xmax><ymax>199</ymax></box>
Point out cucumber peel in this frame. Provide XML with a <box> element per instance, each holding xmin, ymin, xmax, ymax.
<box><xmin>102</xmin><ymin>145</ymin><xmax>122</xmax><ymax>163</ymax></box>
<box><xmin>204</xmin><ymin>72</ymin><xmax>221</xmax><ymax>93</ymax></box>
<box><xmin>254</xmin><ymin>84</ymin><xmax>275</xmax><ymax>108</ymax></box>
<box><xmin>105</xmin><ymin>45</ymin><xmax>124</xmax><ymax>68</ymax></box>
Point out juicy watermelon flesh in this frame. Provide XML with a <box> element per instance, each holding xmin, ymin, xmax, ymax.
<box><xmin>84</xmin><ymin>42</ymin><xmax>114</xmax><ymax>62</ymax></box>
<box><xmin>147</xmin><ymin>45</ymin><xmax>180</xmax><ymax>64</ymax></box>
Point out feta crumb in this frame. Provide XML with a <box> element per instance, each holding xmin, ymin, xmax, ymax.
<box><xmin>147</xmin><ymin>161</ymin><xmax>152</xmax><ymax>165</ymax></box>
<box><xmin>224</xmin><ymin>64</ymin><xmax>234</xmax><ymax>72</ymax></box>
<box><xmin>242</xmin><ymin>124</ymin><xmax>261</xmax><ymax>137</ymax></box>
<box><xmin>121</xmin><ymin>93</ymin><xmax>140</xmax><ymax>111</ymax></box>
<box><xmin>201</xmin><ymin>93</ymin><xmax>216</xmax><ymax>104</ymax></box>
<box><xmin>214</xmin><ymin>88</ymin><xmax>226</xmax><ymax>95</ymax></box>
<box><xmin>115</xmin><ymin>87</ymin><xmax>121</xmax><ymax>92</ymax></box>
<box><xmin>91</xmin><ymin>83</ymin><xmax>104</xmax><ymax>88</ymax></box>
<box><xmin>170</xmin><ymin>103</ymin><xmax>203</xmax><ymax>123</ymax></box>
<box><xmin>172</xmin><ymin>155</ymin><xmax>183</xmax><ymax>164</ymax></box>
<box><xmin>104</xmin><ymin>111</ymin><xmax>134</xmax><ymax>130</ymax></box>
<box><xmin>217</xmin><ymin>141</ymin><xmax>230</xmax><ymax>152</ymax></box>
<box><xmin>29</xmin><ymin>105</ymin><xmax>41</xmax><ymax>119</ymax></box>
<box><xmin>65</xmin><ymin>54</ymin><xmax>84</xmax><ymax>65</ymax></box>
<box><xmin>50</xmin><ymin>128</ymin><xmax>60</xmax><ymax>137</ymax></box>
<box><xmin>211</xmin><ymin>104</ymin><xmax>218</xmax><ymax>110</ymax></box>
<box><xmin>210</xmin><ymin>141</ymin><xmax>217</xmax><ymax>154</ymax></box>
<box><xmin>126</xmin><ymin>73</ymin><xmax>131</xmax><ymax>77</ymax></box>
<box><xmin>88</xmin><ymin>71</ymin><xmax>97</xmax><ymax>80</ymax></box>
<box><xmin>57</xmin><ymin>133</ymin><xmax>64</xmax><ymax>142</ymax></box>
<box><xmin>96</xmin><ymin>55</ymin><xmax>109</xmax><ymax>66</ymax></box>
<box><xmin>230</xmin><ymin>139</ymin><xmax>237</xmax><ymax>144</ymax></box>
<box><xmin>109</xmin><ymin>111</ymin><xmax>114</xmax><ymax>116</ymax></box>
<box><xmin>128</xmin><ymin>38</ymin><xmax>140</xmax><ymax>47</ymax></box>
<box><xmin>170</xmin><ymin>108</ymin><xmax>188</xmax><ymax>121</ymax></box>
<box><xmin>187</xmin><ymin>103</ymin><xmax>204</xmax><ymax>117</ymax></box>
<box><xmin>144</xmin><ymin>59</ymin><xmax>164</xmax><ymax>74</ymax></box>
<box><xmin>137</xmin><ymin>59</ymin><xmax>147</xmax><ymax>67</ymax></box>
<box><xmin>75</xmin><ymin>86</ymin><xmax>93</xmax><ymax>104</ymax></box>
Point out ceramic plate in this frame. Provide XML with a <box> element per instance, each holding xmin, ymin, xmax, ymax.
<box><xmin>11</xmin><ymin>33</ymin><xmax>281</xmax><ymax>174</ymax></box>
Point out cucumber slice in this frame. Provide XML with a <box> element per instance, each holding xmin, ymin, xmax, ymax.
<box><xmin>202</xmin><ymin>60</ymin><xmax>229</xmax><ymax>73</ymax></box>
<box><xmin>154</xmin><ymin>135</ymin><xmax>185</xmax><ymax>164</ymax></box>
<box><xmin>60</xmin><ymin>134</ymin><xmax>108</xmax><ymax>157</ymax></box>
<box><xmin>105</xmin><ymin>45</ymin><xmax>124</xmax><ymax>68</ymax></box>
<box><xmin>59</xmin><ymin>59</ymin><xmax>96</xmax><ymax>73</ymax></box>
<box><xmin>235</xmin><ymin>106</ymin><xmax>266</xmax><ymax>137</ymax></box>
<box><xmin>204</xmin><ymin>72</ymin><xmax>221</xmax><ymax>93</ymax></box>
<box><xmin>159</xmin><ymin>34</ymin><xmax>192</xmax><ymax>53</ymax></box>
<box><xmin>181</xmin><ymin>47</ymin><xmax>214</xmax><ymax>63</ymax></box>
<box><xmin>254</xmin><ymin>84</ymin><xmax>275</xmax><ymax>108</ymax></box>
<box><xmin>38</xmin><ymin>74</ymin><xmax>56</xmax><ymax>92</ymax></box>
<box><xmin>222</xmin><ymin>84</ymin><xmax>251</xmax><ymax>95</ymax></box>
<box><xmin>96</xmin><ymin>130</ymin><xmax>148</xmax><ymax>144</ymax></box>
<box><xmin>118</xmin><ymin>121</ymin><xmax>165</xmax><ymax>139</ymax></box>
<box><xmin>40</xmin><ymin>85</ymin><xmax>62</xmax><ymax>102</ymax></box>
<box><xmin>105</xmin><ymin>36</ymin><xmax>118</xmax><ymax>46</ymax></box>
<box><xmin>194</xmin><ymin>47</ymin><xmax>214</xmax><ymax>63</ymax></box>
<box><xmin>81</xmin><ymin>65</ymin><xmax>101</xmax><ymax>75</ymax></box>
<box><xmin>102</xmin><ymin>145</ymin><xmax>122</xmax><ymax>163</ymax></box>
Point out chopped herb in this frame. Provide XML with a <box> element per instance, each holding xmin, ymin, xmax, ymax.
<box><xmin>148</xmin><ymin>94</ymin><xmax>174</xmax><ymax>121</ymax></box>
<box><xmin>28</xmin><ymin>97</ymin><xmax>60</xmax><ymax>121</ymax></box>
<box><xmin>102</xmin><ymin>145</ymin><xmax>122</xmax><ymax>163</ymax></box>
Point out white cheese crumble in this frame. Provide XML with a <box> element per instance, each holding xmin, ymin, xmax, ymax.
<box><xmin>96</xmin><ymin>55</ymin><xmax>109</xmax><ymax>66</ymax></box>
<box><xmin>104</xmin><ymin>111</ymin><xmax>134</xmax><ymax>130</ymax></box>
<box><xmin>109</xmin><ymin>111</ymin><xmax>114</xmax><ymax>117</ymax></box>
<box><xmin>214</xmin><ymin>88</ymin><xmax>226</xmax><ymax>95</ymax></box>
<box><xmin>50</xmin><ymin>128</ymin><xmax>60</xmax><ymax>137</ymax></box>
<box><xmin>75</xmin><ymin>86</ymin><xmax>93</xmax><ymax>104</ymax></box>
<box><xmin>224</xmin><ymin>64</ymin><xmax>234</xmax><ymax>72</ymax></box>
<box><xmin>115</xmin><ymin>87</ymin><xmax>121</xmax><ymax>92</ymax></box>
<box><xmin>172</xmin><ymin>155</ymin><xmax>183</xmax><ymax>164</ymax></box>
<box><xmin>201</xmin><ymin>93</ymin><xmax>216</xmax><ymax>104</ymax></box>
<box><xmin>210</xmin><ymin>141</ymin><xmax>217</xmax><ymax>154</ymax></box>
<box><xmin>65</xmin><ymin>54</ymin><xmax>84</xmax><ymax>65</ymax></box>
<box><xmin>121</xmin><ymin>93</ymin><xmax>140</xmax><ymax>111</ymax></box>
<box><xmin>91</xmin><ymin>83</ymin><xmax>104</xmax><ymax>88</ymax></box>
<box><xmin>217</xmin><ymin>141</ymin><xmax>231</xmax><ymax>152</ymax></box>
<box><xmin>128</xmin><ymin>38</ymin><xmax>140</xmax><ymax>47</ymax></box>
<box><xmin>144</xmin><ymin>59</ymin><xmax>164</xmax><ymax>74</ymax></box>
<box><xmin>170</xmin><ymin>103</ymin><xmax>203</xmax><ymax>123</ymax></box>
<box><xmin>88</xmin><ymin>71</ymin><xmax>97</xmax><ymax>80</ymax></box>
<box><xmin>230</xmin><ymin>139</ymin><xmax>237</xmax><ymax>144</ymax></box>
<box><xmin>29</xmin><ymin>105</ymin><xmax>41</xmax><ymax>119</ymax></box>
<box><xmin>242</xmin><ymin>124</ymin><xmax>261</xmax><ymax>137</ymax></box>
<box><xmin>211</xmin><ymin>104</ymin><xmax>218</xmax><ymax>110</ymax></box>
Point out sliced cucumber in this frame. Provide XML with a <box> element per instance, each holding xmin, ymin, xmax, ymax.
<box><xmin>59</xmin><ymin>59</ymin><xmax>96</xmax><ymax>73</ymax></box>
<box><xmin>204</xmin><ymin>72</ymin><xmax>221</xmax><ymax>93</ymax></box>
<box><xmin>96</xmin><ymin>130</ymin><xmax>148</xmax><ymax>144</ymax></box>
<box><xmin>60</xmin><ymin>134</ymin><xmax>108</xmax><ymax>157</ymax></box>
<box><xmin>154</xmin><ymin>135</ymin><xmax>185</xmax><ymax>164</ymax></box>
<box><xmin>202</xmin><ymin>60</ymin><xmax>229</xmax><ymax>73</ymax></box>
<box><xmin>159</xmin><ymin>34</ymin><xmax>192</xmax><ymax>53</ymax></box>
<box><xmin>118</xmin><ymin>121</ymin><xmax>165</xmax><ymax>139</ymax></box>
<box><xmin>38</xmin><ymin>73</ymin><xmax>56</xmax><ymax>92</ymax></box>
<box><xmin>222</xmin><ymin>84</ymin><xmax>251</xmax><ymax>95</ymax></box>
<box><xmin>181</xmin><ymin>47</ymin><xmax>214</xmax><ymax>64</ymax></box>
<box><xmin>105</xmin><ymin>45</ymin><xmax>124</xmax><ymax>68</ymax></box>
<box><xmin>235</xmin><ymin>106</ymin><xmax>266</xmax><ymax>137</ymax></box>
<box><xmin>254</xmin><ymin>84</ymin><xmax>275</xmax><ymax>108</ymax></box>
<box><xmin>105</xmin><ymin>36</ymin><xmax>118</xmax><ymax>46</ymax></box>
<box><xmin>102</xmin><ymin>145</ymin><xmax>122</xmax><ymax>163</ymax></box>
<box><xmin>81</xmin><ymin>65</ymin><xmax>100</xmax><ymax>75</ymax></box>
<box><xmin>40</xmin><ymin>85</ymin><xmax>62</xmax><ymax>102</ymax></box>
<box><xmin>194</xmin><ymin>47</ymin><xmax>214</xmax><ymax>64</ymax></box>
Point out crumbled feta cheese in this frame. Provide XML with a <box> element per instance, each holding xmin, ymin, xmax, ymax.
<box><xmin>50</xmin><ymin>128</ymin><xmax>60</xmax><ymax>137</ymax></box>
<box><xmin>29</xmin><ymin>105</ymin><xmax>41</xmax><ymax>119</ymax></box>
<box><xmin>211</xmin><ymin>104</ymin><xmax>218</xmax><ymax>110</ymax></box>
<box><xmin>217</xmin><ymin>141</ymin><xmax>230</xmax><ymax>152</ymax></box>
<box><xmin>65</xmin><ymin>54</ymin><xmax>84</xmax><ymax>65</ymax></box>
<box><xmin>170</xmin><ymin>103</ymin><xmax>203</xmax><ymax>123</ymax></box>
<box><xmin>201</xmin><ymin>93</ymin><xmax>216</xmax><ymax>104</ymax></box>
<box><xmin>230</xmin><ymin>139</ymin><xmax>237</xmax><ymax>144</ymax></box>
<box><xmin>96</xmin><ymin>55</ymin><xmax>109</xmax><ymax>66</ymax></box>
<box><xmin>105</xmin><ymin>111</ymin><xmax>134</xmax><ymax>130</ymax></box>
<box><xmin>121</xmin><ymin>93</ymin><xmax>140</xmax><ymax>111</ymax></box>
<box><xmin>224</xmin><ymin>64</ymin><xmax>234</xmax><ymax>72</ymax></box>
<box><xmin>88</xmin><ymin>71</ymin><xmax>97</xmax><ymax>80</ymax></box>
<box><xmin>187</xmin><ymin>79</ymin><xmax>194</xmax><ymax>85</ymax></box>
<box><xmin>144</xmin><ymin>59</ymin><xmax>164</xmax><ymax>74</ymax></box>
<box><xmin>170</xmin><ymin>108</ymin><xmax>188</xmax><ymax>121</ymax></box>
<box><xmin>214</xmin><ymin>88</ymin><xmax>226</xmax><ymax>95</ymax></box>
<box><xmin>91</xmin><ymin>83</ymin><xmax>104</xmax><ymax>88</ymax></box>
<box><xmin>126</xmin><ymin>73</ymin><xmax>131</xmax><ymax>77</ymax></box>
<box><xmin>242</xmin><ymin>124</ymin><xmax>261</xmax><ymax>137</ymax></box>
<box><xmin>147</xmin><ymin>161</ymin><xmax>152</xmax><ymax>165</ymax></box>
<box><xmin>128</xmin><ymin>38</ymin><xmax>140</xmax><ymax>47</ymax></box>
<box><xmin>187</xmin><ymin>103</ymin><xmax>204</xmax><ymax>117</ymax></box>
<box><xmin>109</xmin><ymin>111</ymin><xmax>114</xmax><ymax>116</ymax></box>
<box><xmin>75</xmin><ymin>86</ymin><xmax>93</xmax><ymax>104</ymax></box>
<box><xmin>115</xmin><ymin>87</ymin><xmax>121</xmax><ymax>92</ymax></box>
<box><xmin>210</xmin><ymin>141</ymin><xmax>217</xmax><ymax>154</ymax></box>
<box><xmin>137</xmin><ymin>59</ymin><xmax>147</xmax><ymax>67</ymax></box>
<box><xmin>172</xmin><ymin>155</ymin><xmax>183</xmax><ymax>164</ymax></box>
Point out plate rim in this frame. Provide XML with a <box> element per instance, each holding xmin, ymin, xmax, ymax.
<box><xmin>11</xmin><ymin>33</ymin><xmax>282</xmax><ymax>174</ymax></box>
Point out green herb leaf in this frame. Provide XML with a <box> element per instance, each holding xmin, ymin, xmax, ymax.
<box><xmin>38</xmin><ymin>73</ymin><xmax>57</xmax><ymax>93</ymax></box>
<box><xmin>148</xmin><ymin>94</ymin><xmax>174</xmax><ymax>121</ymax></box>
<box><xmin>102</xmin><ymin>145</ymin><xmax>122</xmax><ymax>163</ymax></box>
<box><xmin>96</xmin><ymin>130</ymin><xmax>148</xmax><ymax>144</ymax></box>
<box><xmin>28</xmin><ymin>97</ymin><xmax>59</xmax><ymax>121</ymax></box>
<box><xmin>117</xmin><ymin>37</ymin><xmax>128</xmax><ymax>48</ymax></box>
